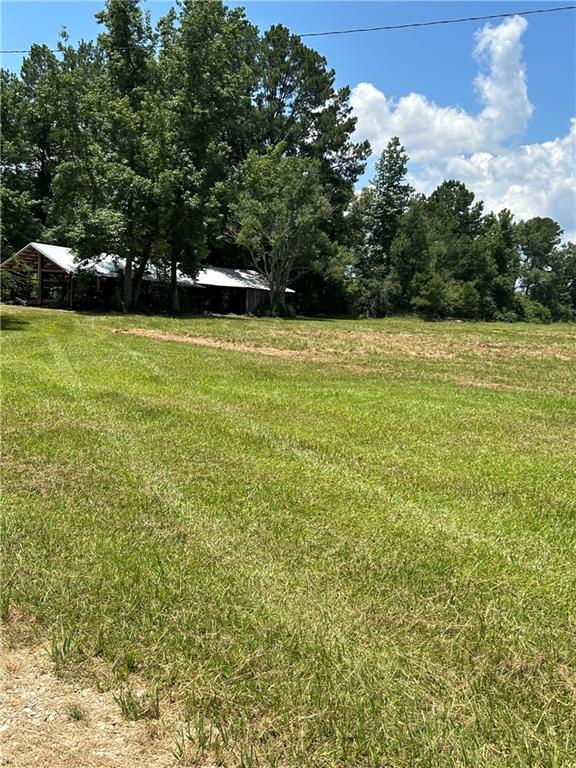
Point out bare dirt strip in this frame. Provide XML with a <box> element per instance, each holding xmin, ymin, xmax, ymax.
<box><xmin>112</xmin><ymin>327</ymin><xmax>330</xmax><ymax>361</ymax></box>
<box><xmin>113</xmin><ymin>326</ymin><xmax>575</xmax><ymax>362</ymax></box>
<box><xmin>0</xmin><ymin>643</ymin><xmax>174</xmax><ymax>768</ymax></box>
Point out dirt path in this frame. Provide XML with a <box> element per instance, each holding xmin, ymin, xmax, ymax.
<box><xmin>113</xmin><ymin>327</ymin><xmax>330</xmax><ymax>361</ymax></box>
<box><xmin>0</xmin><ymin>643</ymin><xmax>175</xmax><ymax>767</ymax></box>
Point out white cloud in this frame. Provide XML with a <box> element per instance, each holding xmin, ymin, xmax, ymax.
<box><xmin>472</xmin><ymin>16</ymin><xmax>532</xmax><ymax>142</ymax></box>
<box><xmin>351</xmin><ymin>16</ymin><xmax>576</xmax><ymax>239</ymax></box>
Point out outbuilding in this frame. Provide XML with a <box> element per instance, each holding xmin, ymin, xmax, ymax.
<box><xmin>195</xmin><ymin>265</ymin><xmax>294</xmax><ymax>313</ymax></box>
<box><xmin>0</xmin><ymin>242</ymin><xmax>294</xmax><ymax>313</ymax></box>
<box><xmin>0</xmin><ymin>242</ymin><xmax>119</xmax><ymax>309</ymax></box>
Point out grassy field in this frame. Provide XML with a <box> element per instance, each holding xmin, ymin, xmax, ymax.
<box><xmin>2</xmin><ymin>305</ymin><xmax>576</xmax><ymax>767</ymax></box>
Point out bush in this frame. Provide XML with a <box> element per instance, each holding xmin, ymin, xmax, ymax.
<box><xmin>276</xmin><ymin>301</ymin><xmax>296</xmax><ymax>319</ymax></box>
<box><xmin>513</xmin><ymin>294</ymin><xmax>553</xmax><ymax>323</ymax></box>
<box><xmin>351</xmin><ymin>274</ymin><xmax>394</xmax><ymax>318</ymax></box>
<box><xmin>411</xmin><ymin>272</ymin><xmax>449</xmax><ymax>317</ymax></box>
<box><xmin>493</xmin><ymin>309</ymin><xmax>519</xmax><ymax>323</ymax></box>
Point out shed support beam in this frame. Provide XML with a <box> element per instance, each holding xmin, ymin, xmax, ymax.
<box><xmin>37</xmin><ymin>253</ymin><xmax>42</xmax><ymax>306</ymax></box>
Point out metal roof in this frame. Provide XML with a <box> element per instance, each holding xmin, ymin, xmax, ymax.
<box><xmin>11</xmin><ymin>243</ymin><xmax>122</xmax><ymax>278</ymax></box>
<box><xmin>141</xmin><ymin>264</ymin><xmax>203</xmax><ymax>288</ymax></box>
<box><xmin>30</xmin><ymin>242</ymin><xmax>78</xmax><ymax>272</ymax></box>
<box><xmin>2</xmin><ymin>243</ymin><xmax>294</xmax><ymax>293</ymax></box>
<box><xmin>196</xmin><ymin>266</ymin><xmax>295</xmax><ymax>293</ymax></box>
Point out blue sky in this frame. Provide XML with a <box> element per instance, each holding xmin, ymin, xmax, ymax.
<box><xmin>2</xmin><ymin>1</ymin><xmax>575</xmax><ymax>234</ymax></box>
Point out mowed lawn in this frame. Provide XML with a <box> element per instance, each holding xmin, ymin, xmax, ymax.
<box><xmin>2</xmin><ymin>305</ymin><xmax>576</xmax><ymax>767</ymax></box>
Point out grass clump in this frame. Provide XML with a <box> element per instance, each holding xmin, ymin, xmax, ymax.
<box><xmin>2</xmin><ymin>306</ymin><xmax>575</xmax><ymax>766</ymax></box>
<box><xmin>67</xmin><ymin>703</ymin><xmax>86</xmax><ymax>721</ymax></box>
<box><xmin>113</xmin><ymin>686</ymin><xmax>160</xmax><ymax>721</ymax></box>
<box><xmin>51</xmin><ymin>629</ymin><xmax>75</xmax><ymax>667</ymax></box>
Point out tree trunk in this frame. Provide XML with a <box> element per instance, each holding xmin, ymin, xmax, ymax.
<box><xmin>270</xmin><ymin>287</ymin><xmax>286</xmax><ymax>314</ymax></box>
<box><xmin>123</xmin><ymin>254</ymin><xmax>133</xmax><ymax>313</ymax></box>
<box><xmin>170</xmin><ymin>252</ymin><xmax>180</xmax><ymax>314</ymax></box>
<box><xmin>132</xmin><ymin>254</ymin><xmax>150</xmax><ymax>310</ymax></box>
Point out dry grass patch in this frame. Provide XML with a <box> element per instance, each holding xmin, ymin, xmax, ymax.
<box><xmin>113</xmin><ymin>325</ymin><xmax>576</xmax><ymax>363</ymax></box>
<box><xmin>113</xmin><ymin>327</ymin><xmax>332</xmax><ymax>361</ymax></box>
<box><xmin>0</xmin><ymin>642</ymin><xmax>176</xmax><ymax>768</ymax></box>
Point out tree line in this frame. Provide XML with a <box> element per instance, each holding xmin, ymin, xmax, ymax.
<box><xmin>2</xmin><ymin>0</ymin><xmax>574</xmax><ymax>321</ymax></box>
<box><xmin>349</xmin><ymin>139</ymin><xmax>576</xmax><ymax>322</ymax></box>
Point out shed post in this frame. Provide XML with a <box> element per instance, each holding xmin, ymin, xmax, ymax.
<box><xmin>69</xmin><ymin>274</ymin><xmax>74</xmax><ymax>310</ymax></box>
<box><xmin>37</xmin><ymin>252</ymin><xmax>43</xmax><ymax>306</ymax></box>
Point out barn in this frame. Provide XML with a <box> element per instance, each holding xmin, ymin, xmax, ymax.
<box><xmin>0</xmin><ymin>242</ymin><xmax>294</xmax><ymax>313</ymax></box>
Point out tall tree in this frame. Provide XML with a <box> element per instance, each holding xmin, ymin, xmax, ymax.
<box><xmin>367</xmin><ymin>137</ymin><xmax>414</xmax><ymax>272</ymax></box>
<box><xmin>0</xmin><ymin>70</ymin><xmax>44</xmax><ymax>257</ymax></box>
<box><xmin>47</xmin><ymin>37</ymin><xmax>126</xmax><ymax>267</ymax></box>
<box><xmin>255</xmin><ymin>25</ymin><xmax>368</xmax><ymax>203</ymax></box>
<box><xmin>0</xmin><ymin>45</ymin><xmax>63</xmax><ymax>256</ymax></box>
<box><xmin>558</xmin><ymin>241</ymin><xmax>576</xmax><ymax>313</ymax></box>
<box><xmin>518</xmin><ymin>217</ymin><xmax>568</xmax><ymax>319</ymax></box>
<box><xmin>475</xmin><ymin>209</ymin><xmax>520</xmax><ymax>317</ymax></box>
<box><xmin>387</xmin><ymin>198</ymin><xmax>434</xmax><ymax>313</ymax></box>
<box><xmin>518</xmin><ymin>217</ymin><xmax>563</xmax><ymax>271</ymax></box>
<box><xmin>425</xmin><ymin>180</ymin><xmax>484</xmax><ymax>280</ymax></box>
<box><xmin>48</xmin><ymin>2</ymin><xmax>156</xmax><ymax>311</ymax></box>
<box><xmin>350</xmin><ymin>138</ymin><xmax>413</xmax><ymax>315</ymax></box>
<box><xmin>228</xmin><ymin>146</ymin><xmax>330</xmax><ymax>311</ymax></box>
<box><xmin>94</xmin><ymin>0</ymin><xmax>156</xmax><ymax>311</ymax></box>
<box><xmin>518</xmin><ymin>218</ymin><xmax>575</xmax><ymax>320</ymax></box>
<box><xmin>151</xmin><ymin>0</ymin><xmax>258</xmax><ymax>312</ymax></box>
<box><xmin>19</xmin><ymin>45</ymin><xmax>62</xmax><ymax>228</ymax></box>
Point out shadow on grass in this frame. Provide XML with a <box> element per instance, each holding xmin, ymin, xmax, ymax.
<box><xmin>74</xmin><ymin>309</ymin><xmax>343</xmax><ymax>322</ymax></box>
<box><xmin>0</xmin><ymin>316</ymin><xmax>30</xmax><ymax>331</ymax></box>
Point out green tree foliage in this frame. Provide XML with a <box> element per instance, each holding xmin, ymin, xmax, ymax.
<box><xmin>228</xmin><ymin>146</ymin><xmax>330</xmax><ymax>312</ymax></box>
<box><xmin>1</xmin><ymin>67</ymin><xmax>44</xmax><ymax>255</ymax></box>
<box><xmin>350</xmin><ymin>138</ymin><xmax>414</xmax><ymax>315</ymax></box>
<box><xmin>2</xmin><ymin>0</ymin><xmax>366</xmax><ymax>314</ymax></box>
<box><xmin>0</xmin><ymin>49</ymin><xmax>60</xmax><ymax>256</ymax></box>
<box><xmin>353</xmin><ymin>169</ymin><xmax>573</xmax><ymax>321</ymax></box>
<box><xmin>44</xmin><ymin>3</ymin><xmax>157</xmax><ymax>311</ymax></box>
<box><xmin>425</xmin><ymin>180</ymin><xmax>484</xmax><ymax>280</ymax></box>
<box><xmin>1</xmin><ymin>0</ymin><xmax>573</xmax><ymax>322</ymax></box>
<box><xmin>94</xmin><ymin>0</ymin><xmax>156</xmax><ymax>310</ymax></box>
<box><xmin>388</xmin><ymin>198</ymin><xmax>434</xmax><ymax>313</ymax></box>
<box><xmin>244</xmin><ymin>24</ymin><xmax>369</xmax><ymax>311</ymax></box>
<box><xmin>255</xmin><ymin>25</ymin><xmax>369</xmax><ymax>210</ymax></box>
<box><xmin>517</xmin><ymin>217</ymin><xmax>575</xmax><ymax>319</ymax></box>
<box><xmin>367</xmin><ymin>138</ymin><xmax>414</xmax><ymax>270</ymax></box>
<box><xmin>150</xmin><ymin>0</ymin><xmax>259</xmax><ymax>312</ymax></box>
<box><xmin>518</xmin><ymin>216</ymin><xmax>563</xmax><ymax>271</ymax></box>
<box><xmin>48</xmin><ymin>38</ymin><xmax>124</xmax><ymax>263</ymax></box>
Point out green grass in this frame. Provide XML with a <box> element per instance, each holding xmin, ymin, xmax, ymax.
<box><xmin>2</xmin><ymin>305</ymin><xmax>575</xmax><ymax>767</ymax></box>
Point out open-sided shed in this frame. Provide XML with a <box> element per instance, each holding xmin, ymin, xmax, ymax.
<box><xmin>195</xmin><ymin>266</ymin><xmax>295</xmax><ymax>313</ymax></box>
<box><xmin>1</xmin><ymin>242</ymin><xmax>294</xmax><ymax>313</ymax></box>
<box><xmin>0</xmin><ymin>242</ymin><xmax>119</xmax><ymax>308</ymax></box>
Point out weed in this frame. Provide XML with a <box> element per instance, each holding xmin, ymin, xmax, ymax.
<box><xmin>67</xmin><ymin>703</ymin><xmax>86</xmax><ymax>721</ymax></box>
<box><xmin>113</xmin><ymin>686</ymin><xmax>159</xmax><ymax>721</ymax></box>
<box><xmin>0</xmin><ymin>586</ymin><xmax>11</xmax><ymax>622</ymax></box>
<box><xmin>51</xmin><ymin>629</ymin><xmax>75</xmax><ymax>666</ymax></box>
<box><xmin>171</xmin><ymin>712</ymin><xmax>229</xmax><ymax>766</ymax></box>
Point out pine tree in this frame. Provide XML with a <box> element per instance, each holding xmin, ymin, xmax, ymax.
<box><xmin>368</xmin><ymin>138</ymin><xmax>414</xmax><ymax>271</ymax></box>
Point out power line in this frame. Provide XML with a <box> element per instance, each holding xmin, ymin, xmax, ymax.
<box><xmin>300</xmin><ymin>5</ymin><xmax>576</xmax><ymax>38</ymax></box>
<box><xmin>0</xmin><ymin>4</ymin><xmax>574</xmax><ymax>53</ymax></box>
